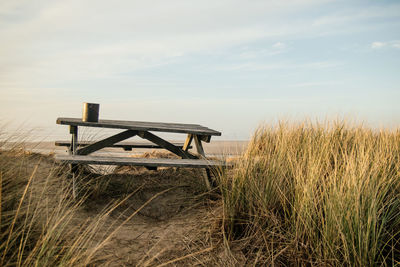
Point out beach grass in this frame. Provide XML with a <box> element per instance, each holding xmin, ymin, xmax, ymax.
<box><xmin>1</xmin><ymin>121</ymin><xmax>400</xmax><ymax>266</ymax></box>
<box><xmin>0</xmin><ymin>138</ymin><xmax>212</xmax><ymax>266</ymax></box>
<box><xmin>0</xmin><ymin>142</ymin><xmax>142</xmax><ymax>266</ymax></box>
<box><xmin>218</xmin><ymin>121</ymin><xmax>400</xmax><ymax>266</ymax></box>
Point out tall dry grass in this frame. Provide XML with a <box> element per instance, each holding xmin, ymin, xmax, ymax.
<box><xmin>219</xmin><ymin>121</ymin><xmax>400</xmax><ymax>266</ymax></box>
<box><xmin>0</xmin><ymin>137</ymin><xmax>194</xmax><ymax>266</ymax></box>
<box><xmin>0</xmin><ymin>140</ymin><xmax>137</xmax><ymax>266</ymax></box>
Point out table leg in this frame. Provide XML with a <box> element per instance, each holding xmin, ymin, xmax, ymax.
<box><xmin>68</xmin><ymin>126</ymin><xmax>77</xmax><ymax>155</ymax></box>
<box><xmin>193</xmin><ymin>135</ymin><xmax>205</xmax><ymax>158</ymax></box>
<box><xmin>69</xmin><ymin>126</ymin><xmax>78</xmax><ymax>199</ymax></box>
<box><xmin>182</xmin><ymin>134</ymin><xmax>193</xmax><ymax>152</ymax></box>
<box><xmin>193</xmin><ymin>135</ymin><xmax>215</xmax><ymax>190</ymax></box>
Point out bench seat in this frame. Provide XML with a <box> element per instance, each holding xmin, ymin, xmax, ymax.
<box><xmin>55</xmin><ymin>141</ymin><xmax>190</xmax><ymax>151</ymax></box>
<box><xmin>55</xmin><ymin>155</ymin><xmax>227</xmax><ymax>168</ymax></box>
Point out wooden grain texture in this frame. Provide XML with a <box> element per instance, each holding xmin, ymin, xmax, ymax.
<box><xmin>55</xmin><ymin>141</ymin><xmax>190</xmax><ymax>150</ymax></box>
<box><xmin>55</xmin><ymin>155</ymin><xmax>227</xmax><ymax>168</ymax></box>
<box><xmin>56</xmin><ymin>117</ymin><xmax>221</xmax><ymax>136</ymax></box>
<box><xmin>77</xmin><ymin>130</ymin><xmax>138</xmax><ymax>155</ymax></box>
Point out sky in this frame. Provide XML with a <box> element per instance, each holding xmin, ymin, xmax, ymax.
<box><xmin>1</xmin><ymin>0</ymin><xmax>399</xmax><ymax>140</ymax></box>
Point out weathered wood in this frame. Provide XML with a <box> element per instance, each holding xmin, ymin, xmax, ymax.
<box><xmin>55</xmin><ymin>155</ymin><xmax>227</xmax><ymax>168</ymax></box>
<box><xmin>58</xmin><ymin>116</ymin><xmax>224</xmax><ymax>196</ymax></box>
<box><xmin>69</xmin><ymin>126</ymin><xmax>78</xmax><ymax>155</ymax></box>
<box><xmin>55</xmin><ymin>141</ymin><xmax>190</xmax><ymax>150</ymax></box>
<box><xmin>193</xmin><ymin>135</ymin><xmax>206</xmax><ymax>157</ymax></box>
<box><xmin>69</xmin><ymin>125</ymin><xmax>78</xmax><ymax>199</ymax></box>
<box><xmin>57</xmin><ymin>118</ymin><xmax>222</xmax><ymax>136</ymax></box>
<box><xmin>138</xmin><ymin>131</ymin><xmax>197</xmax><ymax>159</ymax></box>
<box><xmin>77</xmin><ymin>130</ymin><xmax>138</xmax><ymax>155</ymax></box>
<box><xmin>193</xmin><ymin>135</ymin><xmax>213</xmax><ymax>190</ymax></box>
<box><xmin>182</xmin><ymin>134</ymin><xmax>193</xmax><ymax>152</ymax></box>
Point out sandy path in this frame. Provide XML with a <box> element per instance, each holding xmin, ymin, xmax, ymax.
<box><xmin>100</xmin><ymin>207</ymin><xmax>212</xmax><ymax>266</ymax></box>
<box><xmin>77</xmin><ymin>164</ymin><xmax>223</xmax><ymax>266</ymax></box>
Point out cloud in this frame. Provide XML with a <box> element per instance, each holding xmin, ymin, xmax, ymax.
<box><xmin>371</xmin><ymin>42</ymin><xmax>386</xmax><ymax>49</ymax></box>
<box><xmin>272</xmin><ymin>42</ymin><xmax>286</xmax><ymax>49</ymax></box>
<box><xmin>214</xmin><ymin>60</ymin><xmax>343</xmax><ymax>72</ymax></box>
<box><xmin>289</xmin><ymin>81</ymin><xmax>342</xmax><ymax>88</ymax></box>
<box><xmin>371</xmin><ymin>41</ymin><xmax>400</xmax><ymax>49</ymax></box>
<box><xmin>0</xmin><ymin>0</ymin><xmax>398</xmax><ymax>92</ymax></box>
<box><xmin>312</xmin><ymin>5</ymin><xmax>400</xmax><ymax>27</ymax></box>
<box><xmin>237</xmin><ymin>41</ymin><xmax>288</xmax><ymax>59</ymax></box>
<box><xmin>391</xmin><ymin>41</ymin><xmax>400</xmax><ymax>49</ymax></box>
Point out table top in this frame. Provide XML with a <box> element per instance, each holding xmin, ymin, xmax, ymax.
<box><xmin>56</xmin><ymin>117</ymin><xmax>221</xmax><ymax>136</ymax></box>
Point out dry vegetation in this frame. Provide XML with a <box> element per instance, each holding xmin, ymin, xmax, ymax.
<box><xmin>219</xmin><ymin>121</ymin><xmax>400</xmax><ymax>266</ymax></box>
<box><xmin>1</xmin><ymin>121</ymin><xmax>400</xmax><ymax>266</ymax></box>
<box><xmin>0</xmin><ymin>141</ymin><xmax>218</xmax><ymax>266</ymax></box>
<box><xmin>0</xmin><ymin>148</ymin><xmax>103</xmax><ymax>266</ymax></box>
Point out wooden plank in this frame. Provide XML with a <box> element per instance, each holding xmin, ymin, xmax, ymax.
<box><xmin>57</xmin><ymin>117</ymin><xmax>222</xmax><ymax>136</ymax></box>
<box><xmin>55</xmin><ymin>155</ymin><xmax>227</xmax><ymax>168</ymax></box>
<box><xmin>182</xmin><ymin>134</ymin><xmax>193</xmax><ymax>152</ymax></box>
<box><xmin>138</xmin><ymin>131</ymin><xmax>197</xmax><ymax>159</ymax></box>
<box><xmin>77</xmin><ymin>130</ymin><xmax>138</xmax><ymax>155</ymax></box>
<box><xmin>58</xmin><ymin>118</ymin><xmax>209</xmax><ymax>130</ymax></box>
<box><xmin>55</xmin><ymin>141</ymin><xmax>190</xmax><ymax>150</ymax></box>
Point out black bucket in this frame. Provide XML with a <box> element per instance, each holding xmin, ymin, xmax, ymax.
<box><xmin>82</xmin><ymin>103</ymin><xmax>100</xmax><ymax>122</ymax></box>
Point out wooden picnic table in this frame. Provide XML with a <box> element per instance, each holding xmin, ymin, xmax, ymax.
<box><xmin>55</xmin><ymin>117</ymin><xmax>225</xmax><ymax>197</ymax></box>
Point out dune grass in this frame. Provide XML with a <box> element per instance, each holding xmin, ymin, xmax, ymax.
<box><xmin>2</xmin><ymin>121</ymin><xmax>400</xmax><ymax>266</ymax></box>
<box><xmin>219</xmin><ymin>121</ymin><xmax>400</xmax><ymax>266</ymax></box>
<box><xmin>0</xmin><ymin>141</ymin><xmax>140</xmax><ymax>266</ymax></box>
<box><xmin>0</xmin><ymin>139</ymin><xmax>211</xmax><ymax>266</ymax></box>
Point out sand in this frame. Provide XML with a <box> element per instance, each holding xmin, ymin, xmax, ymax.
<box><xmin>1</xmin><ymin>148</ymin><xmax>245</xmax><ymax>266</ymax></box>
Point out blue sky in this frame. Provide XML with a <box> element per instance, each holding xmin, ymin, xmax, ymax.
<box><xmin>0</xmin><ymin>0</ymin><xmax>399</xmax><ymax>140</ymax></box>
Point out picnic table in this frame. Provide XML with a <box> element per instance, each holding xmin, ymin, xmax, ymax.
<box><xmin>55</xmin><ymin>117</ymin><xmax>225</xmax><ymax>197</ymax></box>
